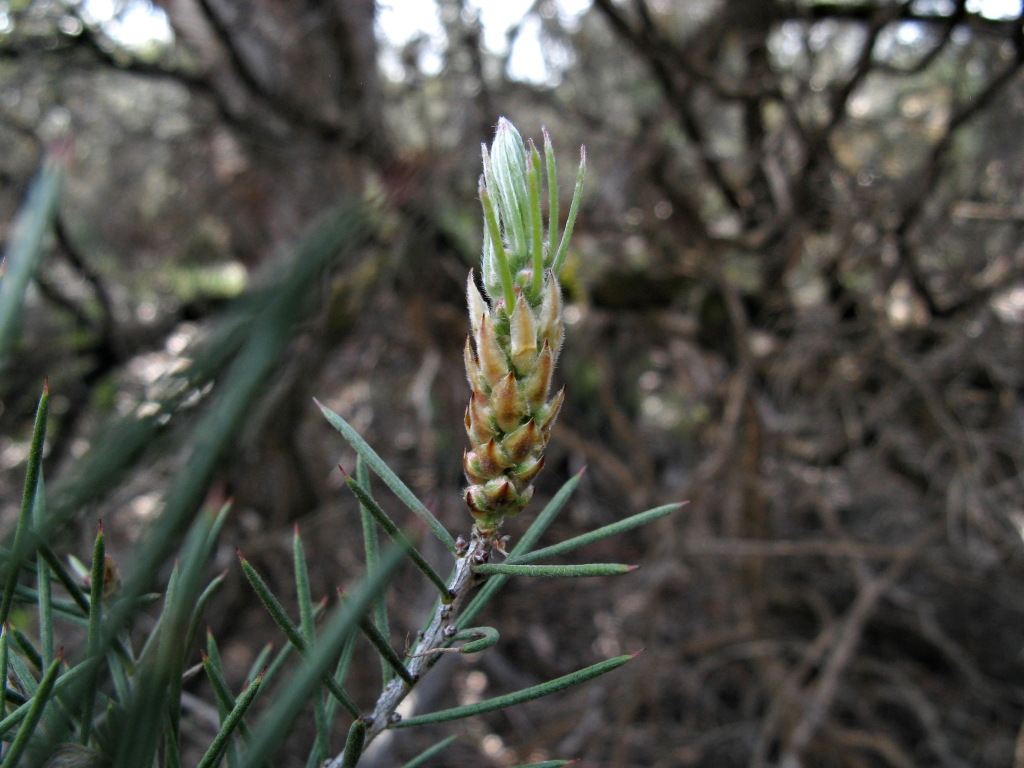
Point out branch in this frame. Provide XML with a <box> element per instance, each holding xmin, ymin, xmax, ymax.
<box><xmin>591</xmin><ymin>0</ymin><xmax>746</xmax><ymax>216</ymax></box>
<box><xmin>893</xmin><ymin>10</ymin><xmax>1024</xmax><ymax>316</ymax></box>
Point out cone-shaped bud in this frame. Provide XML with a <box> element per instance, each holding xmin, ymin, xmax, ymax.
<box><xmin>503</xmin><ymin>419</ymin><xmax>540</xmax><ymax>465</ymax></box>
<box><xmin>463</xmin><ymin>450</ymin><xmax>490</xmax><ymax>486</ymax></box>
<box><xmin>539</xmin><ymin>271</ymin><xmax>564</xmax><ymax>357</ymax></box>
<box><xmin>538</xmin><ymin>387</ymin><xmax>566</xmax><ymax>436</ymax></box>
<box><xmin>490</xmin><ymin>372</ymin><xmax>527</xmax><ymax>433</ymax></box>
<box><xmin>464</xmin><ymin>337</ymin><xmax>487</xmax><ymax>394</ymax></box>
<box><xmin>464</xmin><ymin>119</ymin><xmax>583</xmax><ymax>536</ymax></box>
<box><xmin>480</xmin><ymin>437</ymin><xmax>515</xmax><ymax>473</ymax></box>
<box><xmin>485</xmin><ymin>477</ymin><xmax>517</xmax><ymax>508</ymax></box>
<box><xmin>510</xmin><ymin>291</ymin><xmax>538</xmax><ymax>375</ymax></box>
<box><xmin>465</xmin><ymin>391</ymin><xmax>497</xmax><ymax>443</ymax></box>
<box><xmin>476</xmin><ymin>313</ymin><xmax>508</xmax><ymax>387</ymax></box>
<box><xmin>466</xmin><ymin>486</ymin><xmax>498</xmax><ymax>528</ymax></box>
<box><xmin>522</xmin><ymin>340</ymin><xmax>553</xmax><ymax>408</ymax></box>
<box><xmin>488</xmin><ymin>118</ymin><xmax>530</xmax><ymax>260</ymax></box>
<box><xmin>512</xmin><ymin>455</ymin><xmax>545</xmax><ymax>485</ymax></box>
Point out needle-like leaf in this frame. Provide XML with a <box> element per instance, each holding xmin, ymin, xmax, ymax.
<box><xmin>238</xmin><ymin>552</ymin><xmax>360</xmax><ymax>719</ymax></box>
<box><xmin>0</xmin><ymin>658</ymin><xmax>87</xmax><ymax>738</ymax></box>
<box><xmin>0</xmin><ymin>153</ymin><xmax>64</xmax><ymax>364</ymax></box>
<box><xmin>316</xmin><ymin>400</ymin><xmax>456</xmax><ymax>553</ymax></box>
<box><xmin>195</xmin><ymin>669</ymin><xmax>265</xmax><ymax>768</ymax></box>
<box><xmin>0</xmin><ymin>383</ymin><xmax>49</xmax><ymax>631</ymax></box>
<box><xmin>398</xmin><ymin>734</ymin><xmax>459</xmax><ymax>768</ymax></box>
<box><xmin>237</xmin><ymin>544</ymin><xmax>405</xmax><ymax>767</ymax></box>
<box><xmin>79</xmin><ymin>522</ymin><xmax>106</xmax><ymax>745</ymax></box>
<box><xmin>342</xmin><ymin>471</ymin><xmax>452</xmax><ymax>603</ymax></box>
<box><xmin>339</xmin><ymin>718</ymin><xmax>367</xmax><ymax>768</ymax></box>
<box><xmin>551</xmin><ymin>146</ymin><xmax>585</xmax><ymax>276</ymax></box>
<box><xmin>354</xmin><ymin>607</ymin><xmax>416</xmax><ymax>687</ymax></box>
<box><xmin>0</xmin><ymin>653</ymin><xmax>62</xmax><ymax>768</ymax></box>
<box><xmin>294</xmin><ymin>526</ymin><xmax>329</xmax><ymax>766</ymax></box>
<box><xmin>505</xmin><ymin>503</ymin><xmax>684</xmax><ymax>565</ymax></box>
<box><xmin>356</xmin><ymin>458</ymin><xmax>390</xmax><ymax>684</ymax></box>
<box><xmin>393</xmin><ymin>652</ymin><xmax>638</xmax><ymax>727</ymax></box>
<box><xmin>472</xmin><ymin>563</ymin><xmax>637</xmax><ymax>578</ymax></box>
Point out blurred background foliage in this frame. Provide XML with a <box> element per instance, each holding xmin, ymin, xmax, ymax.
<box><xmin>2</xmin><ymin>0</ymin><xmax>1024</xmax><ymax>765</ymax></box>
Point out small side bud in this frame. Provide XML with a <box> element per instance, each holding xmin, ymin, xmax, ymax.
<box><xmin>510</xmin><ymin>291</ymin><xmax>538</xmax><ymax>375</ymax></box>
<box><xmin>476</xmin><ymin>313</ymin><xmax>509</xmax><ymax>386</ymax></box>
<box><xmin>522</xmin><ymin>340</ymin><xmax>553</xmax><ymax>407</ymax></box>
<box><xmin>491</xmin><ymin>372</ymin><xmax>528</xmax><ymax>433</ymax></box>
<box><xmin>503</xmin><ymin>419</ymin><xmax>540</xmax><ymax>464</ymax></box>
<box><xmin>539</xmin><ymin>271</ymin><xmax>564</xmax><ymax>358</ymax></box>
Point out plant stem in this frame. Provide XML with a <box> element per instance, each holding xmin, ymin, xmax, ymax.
<box><xmin>323</xmin><ymin>530</ymin><xmax>489</xmax><ymax>766</ymax></box>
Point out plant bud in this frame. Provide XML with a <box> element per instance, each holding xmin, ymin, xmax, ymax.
<box><xmin>464</xmin><ymin>119</ymin><xmax>584</xmax><ymax>537</ymax></box>
<box><xmin>503</xmin><ymin>419</ymin><xmax>540</xmax><ymax>464</ymax></box>
<box><xmin>522</xmin><ymin>341</ymin><xmax>553</xmax><ymax>408</ymax></box>
<box><xmin>475</xmin><ymin>313</ymin><xmax>508</xmax><ymax>386</ymax></box>
<box><xmin>490</xmin><ymin>372</ymin><xmax>527</xmax><ymax>433</ymax></box>
<box><xmin>510</xmin><ymin>291</ymin><xmax>538</xmax><ymax>375</ymax></box>
<box><xmin>465</xmin><ymin>391</ymin><xmax>497</xmax><ymax>443</ymax></box>
<box><xmin>539</xmin><ymin>271</ymin><xmax>564</xmax><ymax>357</ymax></box>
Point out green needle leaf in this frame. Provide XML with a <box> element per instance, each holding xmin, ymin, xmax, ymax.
<box><xmin>472</xmin><ymin>563</ymin><xmax>637</xmax><ymax>578</ymax></box>
<box><xmin>339</xmin><ymin>718</ymin><xmax>367</xmax><ymax>768</ymax></box>
<box><xmin>350</xmin><ymin>598</ymin><xmax>415</xmax><ymax>687</ymax></box>
<box><xmin>342</xmin><ymin>472</ymin><xmax>452</xmax><ymax>603</ymax></box>
<box><xmin>37</xmin><ymin>543</ymin><xmax>90</xmax><ymax>616</ymax></box>
<box><xmin>394</xmin><ymin>652</ymin><xmax>638</xmax><ymax>728</ymax></box>
<box><xmin>294</xmin><ymin>526</ymin><xmax>316</xmax><ymax>646</ymax></box>
<box><xmin>505</xmin><ymin>503</ymin><xmax>684</xmax><ymax>565</ymax></box>
<box><xmin>448</xmin><ymin>626</ymin><xmax>499</xmax><ymax>654</ymax></box>
<box><xmin>526</xmin><ymin>139</ymin><xmax>545</xmax><ymax>299</ymax></box>
<box><xmin>294</xmin><ymin>526</ymin><xmax>329</xmax><ymax>764</ymax></box>
<box><xmin>238</xmin><ymin>551</ymin><xmax>360</xmax><ymax>719</ymax></box>
<box><xmin>398</xmin><ymin>734</ymin><xmax>458</xmax><ymax>768</ymax></box>
<box><xmin>552</xmin><ymin>146</ymin><xmax>586</xmax><ymax>276</ymax></box>
<box><xmin>0</xmin><ymin>660</ymin><xmax>88</xmax><ymax>738</ymax></box>
<box><xmin>0</xmin><ymin>383</ymin><xmax>49</xmax><ymax>631</ymax></box>
<box><xmin>356</xmin><ymin>458</ymin><xmax>390</xmax><ymax>683</ymax></box>
<box><xmin>195</xmin><ymin>669</ymin><xmax>265</xmax><ymax>768</ymax></box>
<box><xmin>480</xmin><ymin>179</ymin><xmax>516</xmax><ymax>312</ymax></box>
<box><xmin>32</xmin><ymin>474</ymin><xmax>54</xmax><ymax>671</ymax></box>
<box><xmin>183</xmin><ymin>571</ymin><xmax>228</xmax><ymax>667</ymax></box>
<box><xmin>237</xmin><ymin>544</ymin><xmax>405</xmax><ymax>768</ymax></box>
<box><xmin>543</xmin><ymin>127</ymin><xmax>559</xmax><ymax>269</ymax></box>
<box><xmin>315</xmin><ymin>400</ymin><xmax>456</xmax><ymax>553</ymax></box>
<box><xmin>79</xmin><ymin>522</ymin><xmax>106</xmax><ymax>745</ymax></box>
<box><xmin>0</xmin><ymin>153</ymin><xmax>64</xmax><ymax>364</ymax></box>
<box><xmin>202</xmin><ymin>646</ymin><xmax>235</xmax><ymax>715</ymax></box>
<box><xmin>9</xmin><ymin>627</ymin><xmax>41</xmax><ymax>673</ymax></box>
<box><xmin>0</xmin><ymin>653</ymin><xmax>62</xmax><ymax>768</ymax></box>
